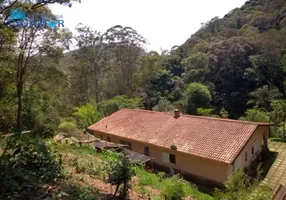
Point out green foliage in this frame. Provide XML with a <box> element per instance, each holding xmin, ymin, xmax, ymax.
<box><xmin>0</xmin><ymin>134</ymin><xmax>63</xmax><ymax>199</ymax></box>
<box><xmin>197</xmin><ymin>108</ymin><xmax>214</xmax><ymax>116</ymax></box>
<box><xmin>270</xmin><ymin>100</ymin><xmax>286</xmax><ymax>138</ymax></box>
<box><xmin>240</xmin><ymin>106</ymin><xmax>270</xmax><ymax>123</ymax></box>
<box><xmin>23</xmin><ymin>89</ymin><xmax>61</xmax><ymax>138</ymax></box>
<box><xmin>97</xmin><ymin>95</ymin><xmax>142</xmax><ymax>116</ymax></box>
<box><xmin>135</xmin><ymin>168</ymin><xmax>213</xmax><ymax>200</ymax></box>
<box><xmin>152</xmin><ymin>99</ymin><xmax>176</xmax><ymax>112</ymax></box>
<box><xmin>0</xmin><ymin>100</ymin><xmax>16</xmax><ymax>134</ymax></box>
<box><xmin>73</xmin><ymin>103</ymin><xmax>102</xmax><ymax>129</ymax></box>
<box><xmin>184</xmin><ymin>82</ymin><xmax>212</xmax><ymax>115</ymax></box>
<box><xmin>161</xmin><ymin>175</ymin><xmax>186</xmax><ymax>200</ymax></box>
<box><xmin>58</xmin><ymin>121</ymin><xmax>77</xmax><ymax>133</ymax></box>
<box><xmin>105</xmin><ymin>152</ymin><xmax>135</xmax><ymax>199</ymax></box>
<box><xmin>248</xmin><ymin>85</ymin><xmax>283</xmax><ymax>110</ymax></box>
<box><xmin>214</xmin><ymin>169</ymin><xmax>272</xmax><ymax>200</ymax></box>
<box><xmin>143</xmin><ymin>70</ymin><xmax>184</xmax><ymax>109</ymax></box>
<box><xmin>181</xmin><ymin>52</ymin><xmax>210</xmax><ymax>83</ymax></box>
<box><xmin>220</xmin><ymin>108</ymin><xmax>230</xmax><ymax>119</ymax></box>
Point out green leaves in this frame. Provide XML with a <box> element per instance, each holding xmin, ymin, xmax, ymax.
<box><xmin>105</xmin><ymin>152</ymin><xmax>135</xmax><ymax>198</ymax></box>
<box><xmin>97</xmin><ymin>95</ymin><xmax>141</xmax><ymax>117</ymax></box>
<box><xmin>240</xmin><ymin>106</ymin><xmax>270</xmax><ymax>123</ymax></box>
<box><xmin>0</xmin><ymin>134</ymin><xmax>63</xmax><ymax>199</ymax></box>
<box><xmin>73</xmin><ymin>103</ymin><xmax>102</xmax><ymax>129</ymax></box>
<box><xmin>184</xmin><ymin>82</ymin><xmax>212</xmax><ymax>115</ymax></box>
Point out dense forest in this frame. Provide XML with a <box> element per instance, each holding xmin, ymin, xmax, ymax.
<box><xmin>0</xmin><ymin>0</ymin><xmax>286</xmax><ymax>141</ymax></box>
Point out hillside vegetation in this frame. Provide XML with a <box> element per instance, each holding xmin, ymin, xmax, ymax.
<box><xmin>1</xmin><ymin>0</ymin><xmax>286</xmax><ymax>140</ymax></box>
<box><xmin>0</xmin><ymin>0</ymin><xmax>286</xmax><ymax>198</ymax></box>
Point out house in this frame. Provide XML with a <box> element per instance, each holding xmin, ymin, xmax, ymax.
<box><xmin>88</xmin><ymin>108</ymin><xmax>271</xmax><ymax>184</ymax></box>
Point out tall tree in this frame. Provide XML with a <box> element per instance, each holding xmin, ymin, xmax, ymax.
<box><xmin>75</xmin><ymin>23</ymin><xmax>105</xmax><ymax>103</ymax></box>
<box><xmin>184</xmin><ymin>82</ymin><xmax>212</xmax><ymax>115</ymax></box>
<box><xmin>103</xmin><ymin>25</ymin><xmax>147</xmax><ymax>96</ymax></box>
<box><xmin>12</xmin><ymin>5</ymin><xmax>72</xmax><ymax>132</ymax></box>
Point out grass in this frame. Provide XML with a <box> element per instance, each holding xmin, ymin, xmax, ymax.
<box><xmin>270</xmin><ymin>137</ymin><xmax>286</xmax><ymax>143</ymax></box>
<box><xmin>135</xmin><ymin>168</ymin><xmax>214</xmax><ymax>200</ymax></box>
<box><xmin>52</xmin><ymin>142</ymin><xmax>214</xmax><ymax>200</ymax></box>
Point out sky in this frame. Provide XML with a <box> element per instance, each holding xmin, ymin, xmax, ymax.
<box><xmin>50</xmin><ymin>0</ymin><xmax>247</xmax><ymax>52</ymax></box>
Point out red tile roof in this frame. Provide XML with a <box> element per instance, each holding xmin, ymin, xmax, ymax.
<box><xmin>88</xmin><ymin>109</ymin><xmax>271</xmax><ymax>164</ymax></box>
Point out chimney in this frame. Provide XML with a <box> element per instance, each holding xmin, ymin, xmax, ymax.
<box><xmin>174</xmin><ymin>109</ymin><xmax>180</xmax><ymax>118</ymax></box>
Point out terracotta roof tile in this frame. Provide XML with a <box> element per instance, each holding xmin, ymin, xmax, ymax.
<box><xmin>88</xmin><ymin>109</ymin><xmax>271</xmax><ymax>164</ymax></box>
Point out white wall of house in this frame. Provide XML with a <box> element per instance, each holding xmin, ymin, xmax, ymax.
<box><xmin>232</xmin><ymin>126</ymin><xmax>269</xmax><ymax>171</ymax></box>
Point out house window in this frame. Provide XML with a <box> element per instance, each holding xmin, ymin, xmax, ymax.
<box><xmin>120</xmin><ymin>140</ymin><xmax>132</xmax><ymax>150</ymax></box>
<box><xmin>252</xmin><ymin>146</ymin><xmax>254</xmax><ymax>154</ymax></box>
<box><xmin>107</xmin><ymin>137</ymin><xmax>111</xmax><ymax>142</ymax></box>
<box><xmin>144</xmin><ymin>146</ymin><xmax>149</xmax><ymax>156</ymax></box>
<box><xmin>245</xmin><ymin>151</ymin><xmax>248</xmax><ymax>162</ymax></box>
<box><xmin>170</xmin><ymin>154</ymin><xmax>176</xmax><ymax>164</ymax></box>
<box><xmin>162</xmin><ymin>152</ymin><xmax>176</xmax><ymax>164</ymax></box>
<box><xmin>162</xmin><ymin>152</ymin><xmax>170</xmax><ymax>163</ymax></box>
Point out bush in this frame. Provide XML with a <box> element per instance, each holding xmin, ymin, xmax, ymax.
<box><xmin>0</xmin><ymin>134</ymin><xmax>63</xmax><ymax>199</ymax></box>
<box><xmin>161</xmin><ymin>175</ymin><xmax>186</xmax><ymax>200</ymax></box>
<box><xmin>105</xmin><ymin>152</ymin><xmax>135</xmax><ymax>199</ymax></box>
<box><xmin>214</xmin><ymin>169</ymin><xmax>272</xmax><ymax>200</ymax></box>
<box><xmin>59</xmin><ymin>121</ymin><xmax>77</xmax><ymax>133</ymax></box>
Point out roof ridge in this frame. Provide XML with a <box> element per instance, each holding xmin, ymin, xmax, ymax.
<box><xmin>120</xmin><ymin>108</ymin><xmax>271</xmax><ymax>126</ymax></box>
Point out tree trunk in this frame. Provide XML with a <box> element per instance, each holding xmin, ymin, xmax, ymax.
<box><xmin>94</xmin><ymin>79</ymin><xmax>99</xmax><ymax>103</ymax></box>
<box><xmin>113</xmin><ymin>184</ymin><xmax>120</xmax><ymax>197</ymax></box>
<box><xmin>16</xmin><ymin>74</ymin><xmax>23</xmax><ymax>133</ymax></box>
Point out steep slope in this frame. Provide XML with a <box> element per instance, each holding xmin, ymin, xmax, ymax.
<box><xmin>174</xmin><ymin>0</ymin><xmax>286</xmax><ymax>118</ymax></box>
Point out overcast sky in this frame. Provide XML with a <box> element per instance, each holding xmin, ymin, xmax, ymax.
<box><xmin>50</xmin><ymin>0</ymin><xmax>247</xmax><ymax>52</ymax></box>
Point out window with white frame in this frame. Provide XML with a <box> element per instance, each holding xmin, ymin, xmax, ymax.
<box><xmin>252</xmin><ymin>141</ymin><xmax>258</xmax><ymax>155</ymax></box>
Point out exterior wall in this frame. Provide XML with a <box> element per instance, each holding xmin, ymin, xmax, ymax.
<box><xmin>92</xmin><ymin>131</ymin><xmax>231</xmax><ymax>183</ymax></box>
<box><xmin>233</xmin><ymin>126</ymin><xmax>269</xmax><ymax>170</ymax></box>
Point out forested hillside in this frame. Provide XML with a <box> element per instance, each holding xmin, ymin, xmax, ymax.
<box><xmin>0</xmin><ymin>0</ymin><xmax>285</xmax><ymax>141</ymax></box>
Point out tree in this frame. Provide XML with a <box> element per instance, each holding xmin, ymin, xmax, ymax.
<box><xmin>143</xmin><ymin>70</ymin><xmax>184</xmax><ymax>110</ymax></box>
<box><xmin>184</xmin><ymin>82</ymin><xmax>211</xmax><ymax>115</ymax></box>
<box><xmin>10</xmin><ymin>5</ymin><xmax>72</xmax><ymax>132</ymax></box>
<box><xmin>181</xmin><ymin>52</ymin><xmax>210</xmax><ymax>83</ymax></box>
<box><xmin>270</xmin><ymin>100</ymin><xmax>286</xmax><ymax>138</ymax></box>
<box><xmin>75</xmin><ymin>23</ymin><xmax>105</xmax><ymax>103</ymax></box>
<box><xmin>97</xmin><ymin>95</ymin><xmax>141</xmax><ymax>117</ymax></box>
<box><xmin>152</xmin><ymin>99</ymin><xmax>175</xmax><ymax>112</ymax></box>
<box><xmin>73</xmin><ymin>103</ymin><xmax>101</xmax><ymax>129</ymax></box>
<box><xmin>240</xmin><ymin>106</ymin><xmax>270</xmax><ymax>123</ymax></box>
<box><xmin>105</xmin><ymin>152</ymin><xmax>135</xmax><ymax>199</ymax></box>
<box><xmin>103</xmin><ymin>25</ymin><xmax>147</xmax><ymax>96</ymax></box>
<box><xmin>248</xmin><ymin>85</ymin><xmax>283</xmax><ymax>110</ymax></box>
<box><xmin>137</xmin><ymin>51</ymin><xmax>163</xmax><ymax>88</ymax></box>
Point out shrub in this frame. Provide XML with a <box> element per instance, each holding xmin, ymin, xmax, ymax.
<box><xmin>161</xmin><ymin>175</ymin><xmax>186</xmax><ymax>200</ymax></box>
<box><xmin>105</xmin><ymin>152</ymin><xmax>135</xmax><ymax>199</ymax></box>
<box><xmin>59</xmin><ymin>121</ymin><xmax>77</xmax><ymax>133</ymax></box>
<box><xmin>0</xmin><ymin>134</ymin><xmax>63</xmax><ymax>199</ymax></box>
<box><xmin>214</xmin><ymin>169</ymin><xmax>272</xmax><ymax>200</ymax></box>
